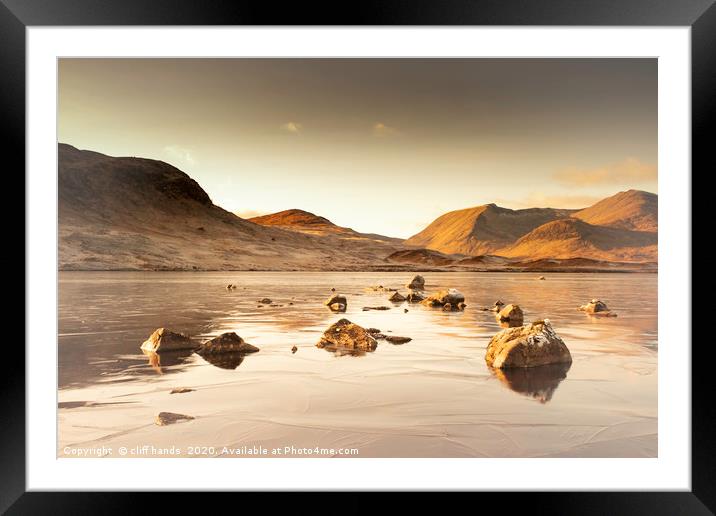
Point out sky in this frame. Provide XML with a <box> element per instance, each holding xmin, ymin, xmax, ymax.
<box><xmin>58</xmin><ymin>58</ymin><xmax>657</xmax><ymax>238</ymax></box>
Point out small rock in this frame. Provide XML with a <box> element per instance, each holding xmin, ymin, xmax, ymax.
<box><xmin>155</xmin><ymin>412</ymin><xmax>194</xmax><ymax>426</ymax></box>
<box><xmin>538</xmin><ymin>276</ymin><xmax>546</xmax><ymax>280</ymax></box>
<box><xmin>404</xmin><ymin>308</ymin><xmax>409</xmax><ymax>313</ymax></box>
<box><xmin>325</xmin><ymin>294</ymin><xmax>347</xmax><ymax>307</ymax></box>
<box><xmin>331</xmin><ymin>288</ymin><xmax>336</xmax><ymax>292</ymax></box>
<box><xmin>329</xmin><ymin>302</ymin><xmax>347</xmax><ymax>312</ymax></box>
<box><xmin>405</xmin><ymin>275</ymin><xmax>425</xmax><ymax>290</ymax></box>
<box><xmin>291</xmin><ymin>345</ymin><xmax>298</xmax><ymax>354</ymax></box>
<box><xmin>258</xmin><ymin>298</ymin><xmax>272</xmax><ymax>304</ymax></box>
<box><xmin>226</xmin><ymin>284</ymin><xmax>233</xmax><ymax>290</ymax></box>
<box><xmin>170</xmin><ymin>387</ymin><xmax>194</xmax><ymax>394</ymax></box>
<box><xmin>443</xmin><ymin>303</ymin><xmax>453</xmax><ymax>311</ymax></box>
<box><xmin>316</xmin><ymin>319</ymin><xmax>378</xmax><ymax>352</ymax></box>
<box><xmin>489</xmin><ymin>300</ymin><xmax>505</xmax><ymax>312</ymax></box>
<box><xmin>140</xmin><ymin>328</ymin><xmax>197</xmax><ymax>353</ymax></box>
<box><xmin>198</xmin><ymin>332</ymin><xmax>260</xmax><ymax>354</ymax></box>
<box><xmin>578</xmin><ymin>299</ymin><xmax>612</xmax><ymax>314</ymax></box>
<box><xmin>362</xmin><ymin>306</ymin><xmax>391</xmax><ymax>311</ymax></box>
<box><xmin>406</xmin><ymin>291</ymin><xmax>425</xmax><ymax>303</ymax></box>
<box><xmin>496</xmin><ymin>304</ymin><xmax>524</xmax><ymax>326</ymax></box>
<box><xmin>389</xmin><ymin>292</ymin><xmax>406</xmax><ymax>302</ymax></box>
<box><xmin>485</xmin><ymin>319</ymin><xmax>572</xmax><ymax>369</ymax></box>
<box><xmin>366</xmin><ymin>328</ymin><xmax>382</xmax><ymax>334</ymax></box>
<box><xmin>458</xmin><ymin>302</ymin><xmax>467</xmax><ymax>310</ymax></box>
<box><xmin>385</xmin><ymin>336</ymin><xmax>412</xmax><ymax>344</ymax></box>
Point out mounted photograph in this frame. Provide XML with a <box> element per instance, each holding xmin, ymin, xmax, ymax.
<box><xmin>57</xmin><ymin>58</ymin><xmax>657</xmax><ymax>458</ymax></box>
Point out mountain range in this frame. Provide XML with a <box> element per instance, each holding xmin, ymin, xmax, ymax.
<box><xmin>58</xmin><ymin>144</ymin><xmax>657</xmax><ymax>271</ymax></box>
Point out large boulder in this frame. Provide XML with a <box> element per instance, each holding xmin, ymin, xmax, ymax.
<box><xmin>316</xmin><ymin>318</ymin><xmax>378</xmax><ymax>352</ymax></box>
<box><xmin>485</xmin><ymin>320</ymin><xmax>572</xmax><ymax>369</ymax></box>
<box><xmin>422</xmin><ymin>288</ymin><xmax>465</xmax><ymax>308</ymax></box>
<box><xmin>578</xmin><ymin>299</ymin><xmax>611</xmax><ymax>314</ymax></box>
<box><xmin>198</xmin><ymin>332</ymin><xmax>260</xmax><ymax>354</ymax></box>
<box><xmin>140</xmin><ymin>328</ymin><xmax>197</xmax><ymax>353</ymax></box>
<box><xmin>496</xmin><ymin>304</ymin><xmax>524</xmax><ymax>326</ymax></box>
<box><xmin>405</xmin><ymin>275</ymin><xmax>425</xmax><ymax>290</ymax></box>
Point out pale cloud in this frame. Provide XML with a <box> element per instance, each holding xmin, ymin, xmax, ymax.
<box><xmin>554</xmin><ymin>157</ymin><xmax>657</xmax><ymax>186</ymax></box>
<box><xmin>163</xmin><ymin>145</ymin><xmax>196</xmax><ymax>165</ymax></box>
<box><xmin>372</xmin><ymin>122</ymin><xmax>401</xmax><ymax>137</ymax></box>
<box><xmin>280</xmin><ymin>121</ymin><xmax>303</xmax><ymax>134</ymax></box>
<box><xmin>235</xmin><ymin>209</ymin><xmax>268</xmax><ymax>219</ymax></box>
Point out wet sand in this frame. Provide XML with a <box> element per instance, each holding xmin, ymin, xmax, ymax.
<box><xmin>58</xmin><ymin>272</ymin><xmax>657</xmax><ymax>458</ymax></box>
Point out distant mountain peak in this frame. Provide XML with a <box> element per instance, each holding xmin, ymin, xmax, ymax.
<box><xmin>248</xmin><ymin>209</ymin><xmax>335</xmax><ymax>227</ymax></box>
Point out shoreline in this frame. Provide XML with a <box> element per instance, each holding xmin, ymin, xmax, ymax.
<box><xmin>58</xmin><ymin>267</ymin><xmax>658</xmax><ymax>274</ymax></box>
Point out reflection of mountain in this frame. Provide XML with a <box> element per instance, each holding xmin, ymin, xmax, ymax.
<box><xmin>491</xmin><ymin>362</ymin><xmax>571</xmax><ymax>403</ymax></box>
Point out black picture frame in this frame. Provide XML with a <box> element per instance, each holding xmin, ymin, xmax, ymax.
<box><xmin>4</xmin><ymin>0</ymin><xmax>708</xmax><ymax>513</ymax></box>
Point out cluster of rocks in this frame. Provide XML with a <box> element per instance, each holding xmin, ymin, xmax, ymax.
<box><xmin>141</xmin><ymin>328</ymin><xmax>260</xmax><ymax>357</ymax></box>
<box><xmin>365</xmin><ymin>327</ymin><xmax>412</xmax><ymax>344</ymax></box>
<box><xmin>421</xmin><ymin>288</ymin><xmax>466</xmax><ymax>311</ymax></box>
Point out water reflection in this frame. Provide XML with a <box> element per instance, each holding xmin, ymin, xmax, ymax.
<box><xmin>142</xmin><ymin>349</ymin><xmax>194</xmax><ymax>375</ymax></box>
<box><xmin>196</xmin><ymin>351</ymin><xmax>247</xmax><ymax>370</ymax></box>
<box><xmin>490</xmin><ymin>362</ymin><xmax>571</xmax><ymax>403</ymax></box>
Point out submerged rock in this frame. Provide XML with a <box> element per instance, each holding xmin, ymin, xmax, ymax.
<box><xmin>317</xmin><ymin>318</ymin><xmax>378</xmax><ymax>352</ymax></box>
<box><xmin>140</xmin><ymin>328</ymin><xmax>198</xmax><ymax>353</ymax></box>
<box><xmin>362</xmin><ymin>306</ymin><xmax>391</xmax><ymax>311</ymax></box>
<box><xmin>258</xmin><ymin>298</ymin><xmax>272</xmax><ymax>304</ymax></box>
<box><xmin>389</xmin><ymin>291</ymin><xmax>406</xmax><ymax>302</ymax></box>
<box><xmin>198</xmin><ymin>332</ymin><xmax>260</xmax><ymax>354</ymax></box>
<box><xmin>496</xmin><ymin>304</ymin><xmax>524</xmax><ymax>326</ymax></box>
<box><xmin>385</xmin><ymin>335</ymin><xmax>412</xmax><ymax>344</ymax></box>
<box><xmin>155</xmin><ymin>412</ymin><xmax>194</xmax><ymax>426</ymax></box>
<box><xmin>170</xmin><ymin>387</ymin><xmax>194</xmax><ymax>394</ymax></box>
<box><xmin>406</xmin><ymin>291</ymin><xmax>426</xmax><ymax>303</ymax></box>
<box><xmin>485</xmin><ymin>319</ymin><xmax>572</xmax><ymax>369</ymax></box>
<box><xmin>405</xmin><ymin>275</ymin><xmax>425</xmax><ymax>290</ymax></box>
<box><xmin>422</xmin><ymin>289</ymin><xmax>465</xmax><ymax>310</ymax></box>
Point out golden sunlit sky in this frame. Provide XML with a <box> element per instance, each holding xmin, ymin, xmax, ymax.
<box><xmin>58</xmin><ymin>58</ymin><xmax>657</xmax><ymax>238</ymax></box>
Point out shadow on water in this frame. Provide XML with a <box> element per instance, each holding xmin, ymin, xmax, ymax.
<box><xmin>490</xmin><ymin>362</ymin><xmax>572</xmax><ymax>404</ymax></box>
